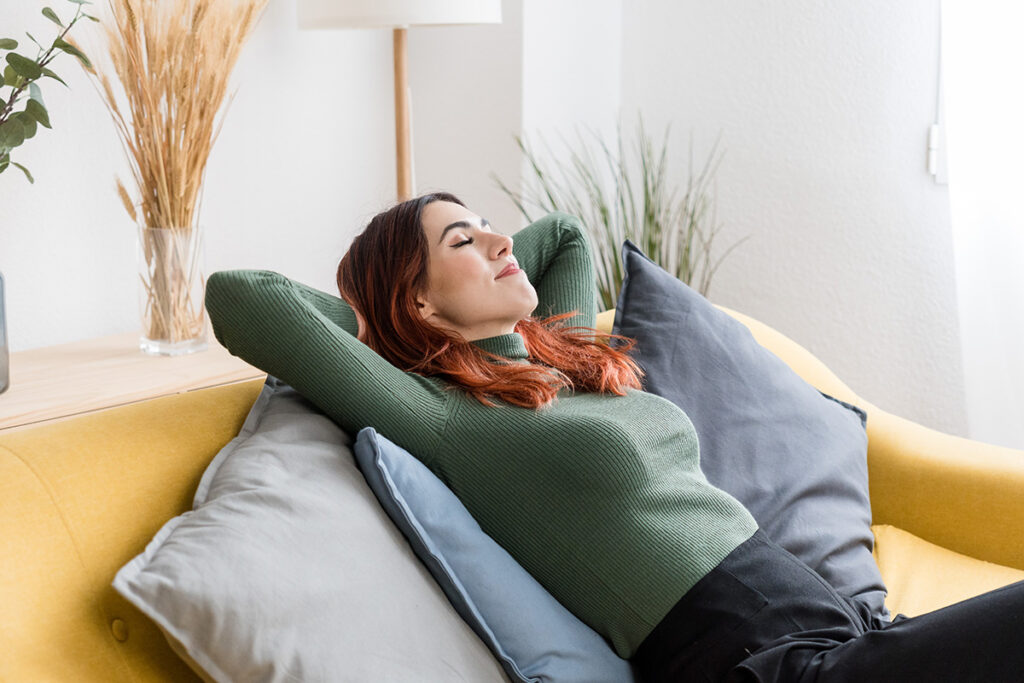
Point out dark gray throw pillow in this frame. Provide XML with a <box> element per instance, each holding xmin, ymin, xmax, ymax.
<box><xmin>611</xmin><ymin>240</ymin><xmax>888</xmax><ymax>620</ymax></box>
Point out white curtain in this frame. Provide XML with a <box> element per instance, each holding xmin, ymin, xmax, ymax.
<box><xmin>942</xmin><ymin>2</ymin><xmax>1024</xmax><ymax>449</ymax></box>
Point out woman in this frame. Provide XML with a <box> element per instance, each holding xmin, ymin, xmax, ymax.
<box><xmin>207</xmin><ymin>193</ymin><xmax>1024</xmax><ymax>682</ymax></box>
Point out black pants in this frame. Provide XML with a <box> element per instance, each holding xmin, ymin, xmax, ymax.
<box><xmin>632</xmin><ymin>529</ymin><xmax>1024</xmax><ymax>682</ymax></box>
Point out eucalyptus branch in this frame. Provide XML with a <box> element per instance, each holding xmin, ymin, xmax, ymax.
<box><xmin>2</xmin><ymin>5</ymin><xmax>88</xmax><ymax>120</ymax></box>
<box><xmin>0</xmin><ymin>0</ymin><xmax>95</xmax><ymax>182</ymax></box>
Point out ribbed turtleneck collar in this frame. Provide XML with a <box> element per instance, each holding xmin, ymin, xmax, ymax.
<box><xmin>470</xmin><ymin>332</ymin><xmax>529</xmax><ymax>361</ymax></box>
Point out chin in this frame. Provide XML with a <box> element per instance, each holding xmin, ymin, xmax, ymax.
<box><xmin>525</xmin><ymin>289</ymin><xmax>539</xmax><ymax>314</ymax></box>
<box><xmin>521</xmin><ymin>298</ymin><xmax>539</xmax><ymax>320</ymax></box>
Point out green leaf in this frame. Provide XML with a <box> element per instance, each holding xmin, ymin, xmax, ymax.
<box><xmin>41</xmin><ymin>67</ymin><xmax>67</xmax><ymax>87</ymax></box>
<box><xmin>15</xmin><ymin>111</ymin><xmax>37</xmax><ymax>139</ymax></box>
<box><xmin>26</xmin><ymin>33</ymin><xmax>44</xmax><ymax>50</ymax></box>
<box><xmin>85</xmin><ymin>14</ymin><xmax>100</xmax><ymax>22</ymax></box>
<box><xmin>66</xmin><ymin>0</ymin><xmax>92</xmax><ymax>4</ymax></box>
<box><xmin>0</xmin><ymin>157</ymin><xmax>10</xmax><ymax>174</ymax></box>
<box><xmin>12</xmin><ymin>161</ymin><xmax>34</xmax><ymax>183</ymax></box>
<box><xmin>42</xmin><ymin>7</ymin><xmax>64</xmax><ymax>28</ymax></box>
<box><xmin>3</xmin><ymin>64</ymin><xmax>21</xmax><ymax>87</ymax></box>
<box><xmin>52</xmin><ymin>38</ymin><xmax>91</xmax><ymax>70</ymax></box>
<box><xmin>25</xmin><ymin>98</ymin><xmax>50</xmax><ymax>128</ymax></box>
<box><xmin>6</xmin><ymin>53</ymin><xmax>43</xmax><ymax>81</ymax></box>
<box><xmin>0</xmin><ymin>117</ymin><xmax>26</xmax><ymax>148</ymax></box>
<box><xmin>0</xmin><ymin>39</ymin><xmax>18</xmax><ymax>50</ymax></box>
<box><xmin>29</xmin><ymin>82</ymin><xmax>44</xmax><ymax>105</ymax></box>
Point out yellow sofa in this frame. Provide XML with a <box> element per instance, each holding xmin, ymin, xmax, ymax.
<box><xmin>3</xmin><ymin>308</ymin><xmax>1023</xmax><ymax>681</ymax></box>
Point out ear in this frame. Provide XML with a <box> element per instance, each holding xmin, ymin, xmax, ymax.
<box><xmin>353</xmin><ymin>307</ymin><xmax>368</xmax><ymax>343</ymax></box>
<box><xmin>341</xmin><ymin>295</ymin><xmax>368</xmax><ymax>342</ymax></box>
<box><xmin>415</xmin><ymin>294</ymin><xmax>437</xmax><ymax>321</ymax></box>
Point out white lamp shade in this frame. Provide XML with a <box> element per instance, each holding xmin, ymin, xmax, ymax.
<box><xmin>297</xmin><ymin>0</ymin><xmax>502</xmax><ymax>29</ymax></box>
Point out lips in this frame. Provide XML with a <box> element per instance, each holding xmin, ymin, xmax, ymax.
<box><xmin>496</xmin><ymin>262</ymin><xmax>522</xmax><ymax>279</ymax></box>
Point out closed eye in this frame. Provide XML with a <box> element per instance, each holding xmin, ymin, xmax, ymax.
<box><xmin>439</xmin><ymin>217</ymin><xmax>492</xmax><ymax>245</ymax></box>
<box><xmin>454</xmin><ymin>238</ymin><xmax>473</xmax><ymax>247</ymax></box>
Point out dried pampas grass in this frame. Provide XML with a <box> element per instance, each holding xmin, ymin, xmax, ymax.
<box><xmin>83</xmin><ymin>0</ymin><xmax>266</xmax><ymax>350</ymax></box>
<box><xmin>89</xmin><ymin>0</ymin><xmax>267</xmax><ymax>230</ymax></box>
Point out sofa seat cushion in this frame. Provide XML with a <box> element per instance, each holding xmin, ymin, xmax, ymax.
<box><xmin>872</xmin><ymin>524</ymin><xmax>1024</xmax><ymax>618</ymax></box>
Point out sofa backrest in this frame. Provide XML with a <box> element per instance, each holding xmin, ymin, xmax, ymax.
<box><xmin>0</xmin><ymin>379</ymin><xmax>263</xmax><ymax>682</ymax></box>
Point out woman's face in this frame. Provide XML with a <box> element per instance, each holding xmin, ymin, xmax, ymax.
<box><xmin>417</xmin><ymin>200</ymin><xmax>538</xmax><ymax>341</ymax></box>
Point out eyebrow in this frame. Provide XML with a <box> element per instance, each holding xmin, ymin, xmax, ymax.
<box><xmin>438</xmin><ymin>217</ymin><xmax>490</xmax><ymax>245</ymax></box>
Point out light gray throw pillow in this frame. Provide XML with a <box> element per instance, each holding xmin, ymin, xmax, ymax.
<box><xmin>112</xmin><ymin>377</ymin><xmax>508</xmax><ymax>682</ymax></box>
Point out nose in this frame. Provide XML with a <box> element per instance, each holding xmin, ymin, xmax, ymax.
<box><xmin>490</xmin><ymin>232</ymin><xmax>513</xmax><ymax>260</ymax></box>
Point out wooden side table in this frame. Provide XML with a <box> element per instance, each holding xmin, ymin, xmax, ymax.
<box><xmin>0</xmin><ymin>331</ymin><xmax>266</xmax><ymax>432</ymax></box>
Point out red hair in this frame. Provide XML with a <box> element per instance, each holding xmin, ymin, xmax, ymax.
<box><xmin>336</xmin><ymin>192</ymin><xmax>644</xmax><ymax>409</ymax></box>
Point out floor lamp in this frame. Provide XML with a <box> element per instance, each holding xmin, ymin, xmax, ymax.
<box><xmin>297</xmin><ymin>0</ymin><xmax>502</xmax><ymax>201</ymax></box>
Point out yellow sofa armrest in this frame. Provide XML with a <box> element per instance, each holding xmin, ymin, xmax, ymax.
<box><xmin>866</xmin><ymin>411</ymin><xmax>1024</xmax><ymax>571</ymax></box>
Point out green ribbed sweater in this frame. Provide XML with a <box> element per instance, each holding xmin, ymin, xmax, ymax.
<box><xmin>205</xmin><ymin>212</ymin><xmax>758</xmax><ymax>658</ymax></box>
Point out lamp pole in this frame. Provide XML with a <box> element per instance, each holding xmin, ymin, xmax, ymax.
<box><xmin>393</xmin><ymin>27</ymin><xmax>412</xmax><ymax>201</ymax></box>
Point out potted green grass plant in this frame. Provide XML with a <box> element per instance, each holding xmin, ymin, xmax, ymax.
<box><xmin>494</xmin><ymin>118</ymin><xmax>748</xmax><ymax>311</ymax></box>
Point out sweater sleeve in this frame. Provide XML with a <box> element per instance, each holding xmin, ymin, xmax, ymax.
<box><xmin>512</xmin><ymin>212</ymin><xmax>598</xmax><ymax>329</ymax></box>
<box><xmin>206</xmin><ymin>270</ymin><xmax>450</xmax><ymax>458</ymax></box>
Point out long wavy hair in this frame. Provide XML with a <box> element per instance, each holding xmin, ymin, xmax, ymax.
<box><xmin>336</xmin><ymin>192</ymin><xmax>644</xmax><ymax>409</ymax></box>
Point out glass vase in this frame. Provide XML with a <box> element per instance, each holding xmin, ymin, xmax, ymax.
<box><xmin>137</xmin><ymin>225</ymin><xmax>208</xmax><ymax>356</ymax></box>
<box><xmin>0</xmin><ymin>270</ymin><xmax>8</xmax><ymax>394</ymax></box>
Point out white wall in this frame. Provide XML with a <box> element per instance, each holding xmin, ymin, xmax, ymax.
<box><xmin>0</xmin><ymin>0</ymin><xmax>396</xmax><ymax>351</ymax></box>
<box><xmin>619</xmin><ymin>0</ymin><xmax>969</xmax><ymax>438</ymax></box>
<box><xmin>407</xmin><ymin>0</ymin><xmax>525</xmax><ymax>233</ymax></box>
<box><xmin>521</xmin><ymin>0</ymin><xmax>622</xmax><ymax>146</ymax></box>
<box><xmin>942</xmin><ymin>2</ymin><xmax>1024</xmax><ymax>449</ymax></box>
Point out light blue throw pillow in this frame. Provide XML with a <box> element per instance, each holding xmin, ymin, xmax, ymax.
<box><xmin>354</xmin><ymin>427</ymin><xmax>639</xmax><ymax>683</ymax></box>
